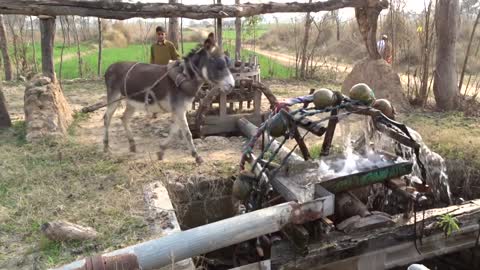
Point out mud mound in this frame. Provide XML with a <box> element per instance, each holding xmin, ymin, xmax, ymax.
<box><xmin>342</xmin><ymin>58</ymin><xmax>411</xmax><ymax>112</ymax></box>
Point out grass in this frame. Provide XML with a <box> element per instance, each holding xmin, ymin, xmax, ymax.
<box><xmin>0</xmin><ymin>121</ymin><xmax>150</xmax><ymax>268</ymax></box>
<box><xmin>56</xmin><ymin>42</ymin><xmax>200</xmax><ymax>79</ymax></box>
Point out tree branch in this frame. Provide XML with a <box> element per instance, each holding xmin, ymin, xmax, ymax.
<box><xmin>0</xmin><ymin>0</ymin><xmax>388</xmax><ymax>20</ymax></box>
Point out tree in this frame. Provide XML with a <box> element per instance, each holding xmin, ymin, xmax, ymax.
<box><xmin>0</xmin><ymin>86</ymin><xmax>11</xmax><ymax>128</ymax></box>
<box><xmin>433</xmin><ymin>0</ymin><xmax>460</xmax><ymax>110</ymax></box>
<box><xmin>70</xmin><ymin>16</ymin><xmax>83</xmax><ymax>78</ymax></box>
<box><xmin>458</xmin><ymin>8</ymin><xmax>480</xmax><ymax>93</ymax></box>
<box><xmin>235</xmin><ymin>0</ymin><xmax>241</xmax><ymax>60</ymax></box>
<box><xmin>0</xmin><ymin>15</ymin><xmax>12</xmax><ymax>81</ymax></box>
<box><xmin>97</xmin><ymin>18</ymin><xmax>102</xmax><ymax>77</ymax></box>
<box><xmin>300</xmin><ymin>0</ymin><xmax>313</xmax><ymax>79</ymax></box>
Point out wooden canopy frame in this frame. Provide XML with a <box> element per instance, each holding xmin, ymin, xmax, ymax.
<box><xmin>0</xmin><ymin>0</ymin><xmax>388</xmax><ymax>20</ymax></box>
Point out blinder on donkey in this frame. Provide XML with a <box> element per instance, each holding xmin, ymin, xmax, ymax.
<box><xmin>103</xmin><ymin>43</ymin><xmax>234</xmax><ymax>164</ymax></box>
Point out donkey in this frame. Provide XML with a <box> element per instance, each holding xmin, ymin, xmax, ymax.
<box><xmin>103</xmin><ymin>47</ymin><xmax>235</xmax><ymax>164</ymax></box>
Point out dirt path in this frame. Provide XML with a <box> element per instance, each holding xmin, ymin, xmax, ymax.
<box><xmin>242</xmin><ymin>44</ymin><xmax>353</xmax><ymax>73</ymax></box>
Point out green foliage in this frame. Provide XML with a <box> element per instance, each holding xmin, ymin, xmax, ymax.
<box><xmin>438</xmin><ymin>214</ymin><xmax>460</xmax><ymax>237</ymax></box>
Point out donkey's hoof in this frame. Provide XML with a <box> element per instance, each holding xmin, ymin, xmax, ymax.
<box><xmin>129</xmin><ymin>145</ymin><xmax>137</xmax><ymax>153</ymax></box>
<box><xmin>195</xmin><ymin>156</ymin><xmax>204</xmax><ymax>165</ymax></box>
<box><xmin>157</xmin><ymin>151</ymin><xmax>164</xmax><ymax>160</ymax></box>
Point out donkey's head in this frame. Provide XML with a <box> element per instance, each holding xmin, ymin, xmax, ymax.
<box><xmin>184</xmin><ymin>47</ymin><xmax>235</xmax><ymax>92</ymax></box>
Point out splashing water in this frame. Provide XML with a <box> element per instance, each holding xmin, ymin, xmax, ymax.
<box><xmin>314</xmin><ymin>121</ymin><xmax>452</xmax><ymax>205</ymax></box>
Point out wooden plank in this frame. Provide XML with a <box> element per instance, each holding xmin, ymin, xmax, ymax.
<box><xmin>219</xmin><ymin>92</ymin><xmax>227</xmax><ymax>117</ymax></box>
<box><xmin>0</xmin><ymin>0</ymin><xmax>389</xmax><ymax>20</ymax></box>
<box><xmin>320</xmin><ymin>109</ymin><xmax>338</xmax><ymax>156</ymax></box>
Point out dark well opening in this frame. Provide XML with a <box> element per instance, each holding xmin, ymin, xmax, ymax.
<box><xmin>166</xmin><ymin>175</ymin><xmax>239</xmax><ymax>269</ymax></box>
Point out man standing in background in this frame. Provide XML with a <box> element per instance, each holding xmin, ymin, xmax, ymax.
<box><xmin>150</xmin><ymin>26</ymin><xmax>180</xmax><ymax>65</ymax></box>
<box><xmin>150</xmin><ymin>26</ymin><xmax>180</xmax><ymax>118</ymax></box>
<box><xmin>377</xmin><ymin>34</ymin><xmax>393</xmax><ymax>64</ymax></box>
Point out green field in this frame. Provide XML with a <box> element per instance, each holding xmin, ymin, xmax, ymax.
<box><xmin>56</xmin><ymin>42</ymin><xmax>200</xmax><ymax>79</ymax></box>
<box><xmin>54</xmin><ymin>40</ymin><xmax>292</xmax><ymax>80</ymax></box>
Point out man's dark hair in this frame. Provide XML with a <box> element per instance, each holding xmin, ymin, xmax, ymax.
<box><xmin>156</xmin><ymin>26</ymin><xmax>165</xmax><ymax>33</ymax></box>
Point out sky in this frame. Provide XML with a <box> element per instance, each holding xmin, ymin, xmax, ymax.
<box><xmin>126</xmin><ymin>0</ymin><xmax>429</xmax><ymax>25</ymax></box>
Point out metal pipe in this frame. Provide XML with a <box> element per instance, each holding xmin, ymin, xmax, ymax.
<box><xmin>52</xmin><ymin>200</ymin><xmax>326</xmax><ymax>270</ymax></box>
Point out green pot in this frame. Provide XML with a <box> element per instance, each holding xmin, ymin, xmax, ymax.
<box><xmin>349</xmin><ymin>83</ymin><xmax>375</xmax><ymax>106</ymax></box>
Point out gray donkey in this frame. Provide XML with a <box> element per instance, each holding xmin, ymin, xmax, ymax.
<box><xmin>103</xmin><ymin>47</ymin><xmax>234</xmax><ymax>164</ymax></box>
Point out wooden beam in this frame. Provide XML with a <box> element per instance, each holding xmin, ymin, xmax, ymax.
<box><xmin>0</xmin><ymin>0</ymin><xmax>388</xmax><ymax>20</ymax></box>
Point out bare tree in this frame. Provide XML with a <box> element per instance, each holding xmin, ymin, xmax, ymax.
<box><xmin>0</xmin><ymin>86</ymin><xmax>11</xmax><ymax>128</ymax></box>
<box><xmin>0</xmin><ymin>15</ymin><xmax>13</xmax><ymax>81</ymax></box>
<box><xmin>70</xmin><ymin>16</ymin><xmax>83</xmax><ymax>78</ymax></box>
<box><xmin>331</xmin><ymin>10</ymin><xmax>340</xmax><ymax>41</ymax></box>
<box><xmin>300</xmin><ymin>0</ymin><xmax>313</xmax><ymax>79</ymax></box>
<box><xmin>97</xmin><ymin>18</ymin><xmax>102</xmax><ymax>77</ymax></box>
<box><xmin>433</xmin><ymin>0</ymin><xmax>460</xmax><ymax>110</ymax></box>
<box><xmin>59</xmin><ymin>16</ymin><xmax>67</xmax><ymax>86</ymax></box>
<box><xmin>29</xmin><ymin>16</ymin><xmax>38</xmax><ymax>73</ymax></box>
<box><xmin>6</xmin><ymin>16</ymin><xmax>20</xmax><ymax>78</ymax></box>
<box><xmin>458</xmin><ymin>8</ymin><xmax>480</xmax><ymax>93</ymax></box>
<box><xmin>235</xmin><ymin>0</ymin><xmax>241</xmax><ymax>60</ymax></box>
<box><xmin>418</xmin><ymin>1</ymin><xmax>434</xmax><ymax>105</ymax></box>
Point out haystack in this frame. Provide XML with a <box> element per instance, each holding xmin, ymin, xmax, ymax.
<box><xmin>342</xmin><ymin>58</ymin><xmax>411</xmax><ymax>112</ymax></box>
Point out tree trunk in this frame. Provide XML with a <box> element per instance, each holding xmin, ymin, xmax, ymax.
<box><xmin>168</xmin><ymin>0</ymin><xmax>179</xmax><ymax>49</ymax></box>
<box><xmin>70</xmin><ymin>16</ymin><xmax>83</xmax><ymax>78</ymax></box>
<box><xmin>6</xmin><ymin>18</ymin><xmax>20</xmax><ymax>78</ymax></box>
<box><xmin>0</xmin><ymin>15</ymin><xmax>12</xmax><ymax>81</ymax></box>
<box><xmin>97</xmin><ymin>18</ymin><xmax>102</xmax><ymax>77</ymax></box>
<box><xmin>235</xmin><ymin>0</ymin><xmax>241</xmax><ymax>61</ymax></box>
<box><xmin>300</xmin><ymin>0</ymin><xmax>313</xmax><ymax>79</ymax></box>
<box><xmin>0</xmin><ymin>86</ymin><xmax>11</xmax><ymax>128</ymax></box>
<box><xmin>29</xmin><ymin>16</ymin><xmax>38</xmax><ymax>73</ymax></box>
<box><xmin>355</xmin><ymin>6</ymin><xmax>383</xmax><ymax>59</ymax></box>
<box><xmin>216</xmin><ymin>0</ymin><xmax>223</xmax><ymax>50</ymax></box>
<box><xmin>59</xmin><ymin>16</ymin><xmax>66</xmax><ymax>86</ymax></box>
<box><xmin>39</xmin><ymin>16</ymin><xmax>56</xmax><ymax>82</ymax></box>
<box><xmin>433</xmin><ymin>0</ymin><xmax>459</xmax><ymax>110</ymax></box>
<box><xmin>458</xmin><ymin>8</ymin><xmax>480</xmax><ymax>93</ymax></box>
<box><xmin>419</xmin><ymin>1</ymin><xmax>432</xmax><ymax>105</ymax></box>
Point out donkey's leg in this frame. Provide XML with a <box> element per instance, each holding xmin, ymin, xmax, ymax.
<box><xmin>156</xmin><ymin>117</ymin><xmax>180</xmax><ymax>160</ymax></box>
<box><xmin>121</xmin><ymin>102</ymin><xmax>137</xmax><ymax>152</ymax></box>
<box><xmin>177</xmin><ymin>113</ymin><xmax>203</xmax><ymax>164</ymax></box>
<box><xmin>103</xmin><ymin>99</ymin><xmax>121</xmax><ymax>153</ymax></box>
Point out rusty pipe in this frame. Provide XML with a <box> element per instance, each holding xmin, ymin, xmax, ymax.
<box><xmin>52</xmin><ymin>200</ymin><xmax>328</xmax><ymax>270</ymax></box>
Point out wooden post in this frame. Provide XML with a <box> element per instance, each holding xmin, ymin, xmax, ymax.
<box><xmin>39</xmin><ymin>16</ymin><xmax>56</xmax><ymax>82</ymax></box>
<box><xmin>168</xmin><ymin>0</ymin><xmax>179</xmax><ymax>49</ymax></box>
<box><xmin>216</xmin><ymin>0</ymin><xmax>223</xmax><ymax>50</ymax></box>
<box><xmin>320</xmin><ymin>109</ymin><xmax>338</xmax><ymax>156</ymax></box>
<box><xmin>235</xmin><ymin>0</ymin><xmax>241</xmax><ymax>61</ymax></box>
<box><xmin>219</xmin><ymin>92</ymin><xmax>227</xmax><ymax>117</ymax></box>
